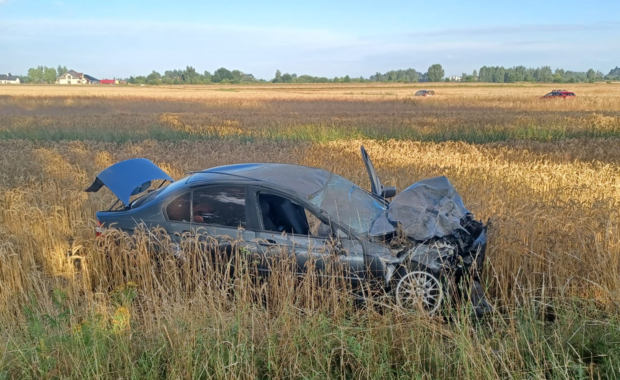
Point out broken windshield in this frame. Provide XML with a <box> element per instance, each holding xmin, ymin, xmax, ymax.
<box><xmin>308</xmin><ymin>174</ymin><xmax>387</xmax><ymax>235</ymax></box>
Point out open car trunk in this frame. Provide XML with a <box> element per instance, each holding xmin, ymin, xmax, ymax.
<box><xmin>85</xmin><ymin>158</ymin><xmax>174</xmax><ymax>207</ymax></box>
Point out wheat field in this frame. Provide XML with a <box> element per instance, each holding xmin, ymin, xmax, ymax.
<box><xmin>1</xmin><ymin>83</ymin><xmax>620</xmax><ymax>379</ymax></box>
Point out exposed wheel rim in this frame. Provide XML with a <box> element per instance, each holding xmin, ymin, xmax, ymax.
<box><xmin>395</xmin><ymin>271</ymin><xmax>443</xmax><ymax>314</ymax></box>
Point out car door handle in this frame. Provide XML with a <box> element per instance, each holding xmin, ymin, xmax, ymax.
<box><xmin>265</xmin><ymin>239</ymin><xmax>277</xmax><ymax>245</ymax></box>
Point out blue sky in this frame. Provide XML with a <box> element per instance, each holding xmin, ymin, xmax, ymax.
<box><xmin>1</xmin><ymin>0</ymin><xmax>619</xmax><ymax>79</ymax></box>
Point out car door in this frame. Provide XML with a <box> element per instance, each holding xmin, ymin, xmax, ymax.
<box><xmin>250</xmin><ymin>188</ymin><xmax>365</xmax><ymax>284</ymax></box>
<box><xmin>360</xmin><ymin>146</ymin><xmax>396</xmax><ymax>199</ymax></box>
<box><xmin>163</xmin><ymin>190</ymin><xmax>193</xmax><ymax>239</ymax></box>
<box><xmin>163</xmin><ymin>185</ymin><xmax>256</xmax><ymax>261</ymax></box>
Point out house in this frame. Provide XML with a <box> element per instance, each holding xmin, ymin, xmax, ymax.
<box><xmin>448</xmin><ymin>75</ymin><xmax>462</xmax><ymax>82</ymax></box>
<box><xmin>99</xmin><ymin>79</ymin><xmax>118</xmax><ymax>84</ymax></box>
<box><xmin>0</xmin><ymin>74</ymin><xmax>20</xmax><ymax>84</ymax></box>
<box><xmin>56</xmin><ymin>70</ymin><xmax>99</xmax><ymax>84</ymax></box>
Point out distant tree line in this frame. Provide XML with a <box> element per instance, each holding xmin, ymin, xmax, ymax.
<box><xmin>127</xmin><ymin>66</ymin><xmax>263</xmax><ymax>85</ymax></box>
<box><xmin>460</xmin><ymin>66</ymin><xmax>613</xmax><ymax>83</ymax></box>
<box><xmin>606</xmin><ymin>67</ymin><xmax>620</xmax><ymax>81</ymax></box>
<box><xmin>20</xmin><ymin>65</ymin><xmax>66</xmax><ymax>84</ymax></box>
<box><xmin>270</xmin><ymin>69</ymin><xmax>365</xmax><ymax>83</ymax></box>
<box><xmin>15</xmin><ymin>63</ymin><xmax>620</xmax><ymax>85</ymax></box>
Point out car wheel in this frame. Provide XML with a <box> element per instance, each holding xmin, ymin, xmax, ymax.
<box><xmin>395</xmin><ymin>271</ymin><xmax>443</xmax><ymax>314</ymax></box>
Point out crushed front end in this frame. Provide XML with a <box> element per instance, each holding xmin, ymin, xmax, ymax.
<box><xmin>369</xmin><ymin>176</ymin><xmax>492</xmax><ymax>316</ymax></box>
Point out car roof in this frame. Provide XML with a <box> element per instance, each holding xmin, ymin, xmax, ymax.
<box><xmin>179</xmin><ymin>163</ymin><xmax>333</xmax><ymax>198</ymax></box>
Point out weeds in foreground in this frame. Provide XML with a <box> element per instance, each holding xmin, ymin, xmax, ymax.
<box><xmin>2</xmin><ymin>229</ymin><xmax>619</xmax><ymax>380</ymax></box>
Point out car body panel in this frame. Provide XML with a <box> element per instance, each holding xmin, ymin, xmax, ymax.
<box><xmin>85</xmin><ymin>158</ymin><xmax>174</xmax><ymax>206</ymax></box>
<box><xmin>369</xmin><ymin>176</ymin><xmax>470</xmax><ymax>240</ymax></box>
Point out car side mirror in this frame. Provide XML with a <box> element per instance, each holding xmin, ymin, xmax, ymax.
<box><xmin>381</xmin><ymin>186</ymin><xmax>397</xmax><ymax>199</ymax></box>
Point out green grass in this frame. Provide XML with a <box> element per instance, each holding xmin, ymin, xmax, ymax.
<box><xmin>3</xmin><ymin>291</ymin><xmax>619</xmax><ymax>380</ymax></box>
<box><xmin>2</xmin><ymin>121</ymin><xmax>620</xmax><ymax>144</ymax></box>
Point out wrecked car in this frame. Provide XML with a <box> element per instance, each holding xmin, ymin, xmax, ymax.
<box><xmin>414</xmin><ymin>90</ymin><xmax>435</xmax><ymax>96</ymax></box>
<box><xmin>86</xmin><ymin>147</ymin><xmax>491</xmax><ymax>316</ymax></box>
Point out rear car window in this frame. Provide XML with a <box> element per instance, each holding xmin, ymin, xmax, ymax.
<box><xmin>166</xmin><ymin>192</ymin><xmax>191</xmax><ymax>222</ymax></box>
<box><xmin>192</xmin><ymin>186</ymin><xmax>246</xmax><ymax>227</ymax></box>
<box><xmin>131</xmin><ymin>186</ymin><xmax>166</xmax><ymax>209</ymax></box>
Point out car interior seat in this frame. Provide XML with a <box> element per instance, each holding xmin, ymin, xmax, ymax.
<box><xmin>259</xmin><ymin>194</ymin><xmax>310</xmax><ymax>235</ymax></box>
<box><xmin>260</xmin><ymin>198</ymin><xmax>279</xmax><ymax>231</ymax></box>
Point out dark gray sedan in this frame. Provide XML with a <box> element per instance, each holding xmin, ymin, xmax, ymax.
<box><xmin>86</xmin><ymin>147</ymin><xmax>491</xmax><ymax>315</ymax></box>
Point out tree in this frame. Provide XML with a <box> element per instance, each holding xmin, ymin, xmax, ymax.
<box><xmin>491</xmin><ymin>67</ymin><xmax>505</xmax><ymax>83</ymax></box>
<box><xmin>56</xmin><ymin>65</ymin><xmax>67</xmax><ymax>76</ymax></box>
<box><xmin>281</xmin><ymin>73</ymin><xmax>293</xmax><ymax>83</ymax></box>
<box><xmin>606</xmin><ymin>66</ymin><xmax>620</xmax><ymax>80</ymax></box>
<box><xmin>426</xmin><ymin>64</ymin><xmax>444</xmax><ymax>82</ymax></box>
<box><xmin>203</xmin><ymin>71</ymin><xmax>212</xmax><ymax>83</ymax></box>
<box><xmin>478</xmin><ymin>66</ymin><xmax>491</xmax><ymax>82</ymax></box>
<box><xmin>28</xmin><ymin>66</ymin><xmax>44</xmax><ymax>83</ymax></box>
<box><xmin>182</xmin><ymin>66</ymin><xmax>198</xmax><ymax>84</ymax></box>
<box><xmin>534</xmin><ymin>66</ymin><xmax>553</xmax><ymax>82</ymax></box>
<box><xmin>44</xmin><ymin>67</ymin><xmax>57</xmax><ymax>83</ymax></box>
<box><xmin>212</xmin><ymin>67</ymin><xmax>233</xmax><ymax>83</ymax></box>
<box><xmin>147</xmin><ymin>70</ymin><xmax>162</xmax><ymax>85</ymax></box>
<box><xmin>587</xmin><ymin>69</ymin><xmax>596</xmax><ymax>83</ymax></box>
<box><xmin>231</xmin><ymin>70</ymin><xmax>243</xmax><ymax>83</ymax></box>
<box><xmin>273</xmin><ymin>70</ymin><xmax>282</xmax><ymax>83</ymax></box>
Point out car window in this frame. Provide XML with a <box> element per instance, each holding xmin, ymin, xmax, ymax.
<box><xmin>166</xmin><ymin>192</ymin><xmax>191</xmax><ymax>222</ymax></box>
<box><xmin>192</xmin><ymin>186</ymin><xmax>246</xmax><ymax>227</ymax></box>
<box><xmin>309</xmin><ymin>174</ymin><xmax>387</xmax><ymax>235</ymax></box>
<box><xmin>258</xmin><ymin>193</ymin><xmax>312</xmax><ymax>235</ymax></box>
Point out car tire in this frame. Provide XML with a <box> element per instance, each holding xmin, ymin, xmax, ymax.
<box><xmin>395</xmin><ymin>270</ymin><xmax>443</xmax><ymax>315</ymax></box>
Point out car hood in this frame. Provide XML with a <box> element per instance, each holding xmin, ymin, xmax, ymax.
<box><xmin>369</xmin><ymin>176</ymin><xmax>470</xmax><ymax>241</ymax></box>
<box><xmin>85</xmin><ymin>158</ymin><xmax>174</xmax><ymax>206</ymax></box>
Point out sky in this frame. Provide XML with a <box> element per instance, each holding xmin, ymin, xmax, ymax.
<box><xmin>1</xmin><ymin>0</ymin><xmax>619</xmax><ymax>79</ymax></box>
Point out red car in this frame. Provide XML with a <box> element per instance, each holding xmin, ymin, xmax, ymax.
<box><xmin>541</xmin><ymin>90</ymin><xmax>576</xmax><ymax>99</ymax></box>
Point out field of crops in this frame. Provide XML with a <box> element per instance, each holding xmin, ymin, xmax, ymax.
<box><xmin>1</xmin><ymin>83</ymin><xmax>620</xmax><ymax>379</ymax></box>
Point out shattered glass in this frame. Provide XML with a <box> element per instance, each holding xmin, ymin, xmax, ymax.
<box><xmin>309</xmin><ymin>174</ymin><xmax>387</xmax><ymax>235</ymax></box>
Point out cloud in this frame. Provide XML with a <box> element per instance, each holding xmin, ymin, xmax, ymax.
<box><xmin>405</xmin><ymin>23</ymin><xmax>619</xmax><ymax>38</ymax></box>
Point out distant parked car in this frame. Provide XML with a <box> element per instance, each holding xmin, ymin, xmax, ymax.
<box><xmin>414</xmin><ymin>90</ymin><xmax>435</xmax><ymax>97</ymax></box>
<box><xmin>541</xmin><ymin>90</ymin><xmax>576</xmax><ymax>99</ymax></box>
